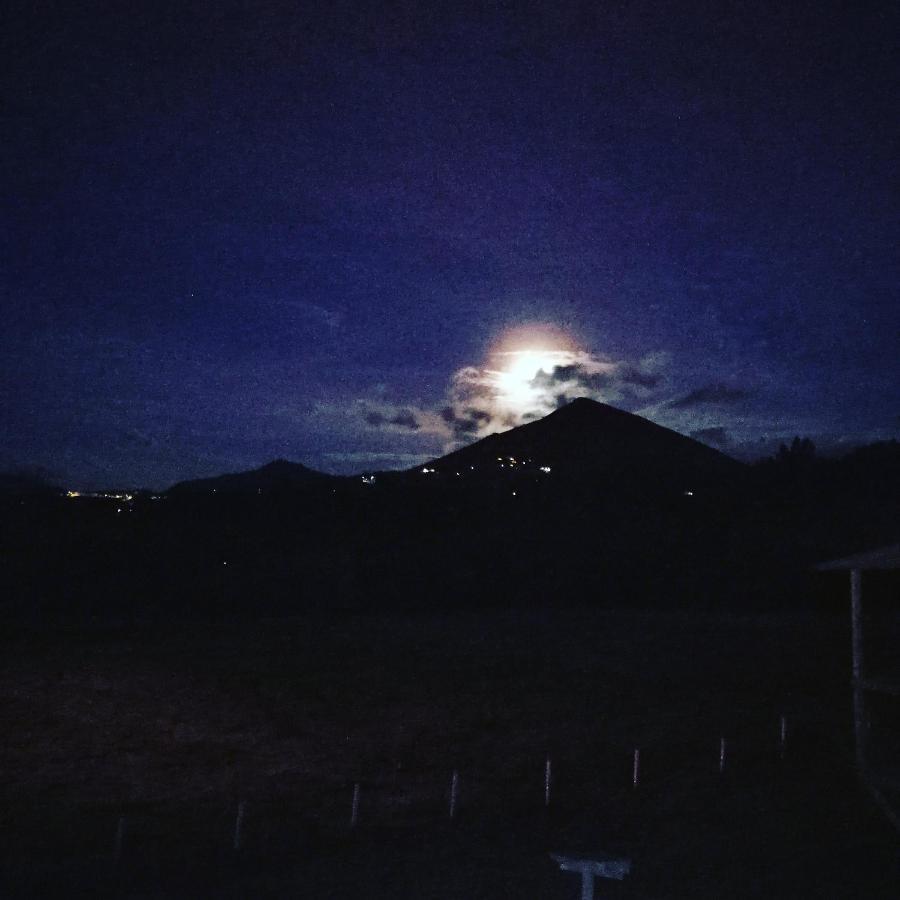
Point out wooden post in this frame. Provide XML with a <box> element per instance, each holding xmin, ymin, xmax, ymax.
<box><xmin>350</xmin><ymin>783</ymin><xmax>360</xmax><ymax>828</ymax></box>
<box><xmin>632</xmin><ymin>748</ymin><xmax>640</xmax><ymax>788</ymax></box>
<box><xmin>545</xmin><ymin>757</ymin><xmax>552</xmax><ymax>807</ymax></box>
<box><xmin>233</xmin><ymin>801</ymin><xmax>245</xmax><ymax>851</ymax></box>
<box><xmin>113</xmin><ymin>815</ymin><xmax>126</xmax><ymax>866</ymax></box>
<box><xmin>449</xmin><ymin>770</ymin><xmax>459</xmax><ymax>819</ymax></box>
<box><xmin>850</xmin><ymin>568</ymin><xmax>867</xmax><ymax>771</ymax></box>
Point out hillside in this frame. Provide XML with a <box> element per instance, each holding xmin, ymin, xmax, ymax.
<box><xmin>167</xmin><ymin>459</ymin><xmax>334</xmax><ymax>495</ymax></box>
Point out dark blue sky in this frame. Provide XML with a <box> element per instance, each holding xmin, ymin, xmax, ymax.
<box><xmin>3</xmin><ymin>1</ymin><xmax>897</xmax><ymax>488</ymax></box>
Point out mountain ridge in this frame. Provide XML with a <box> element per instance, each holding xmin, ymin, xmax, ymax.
<box><xmin>167</xmin><ymin>458</ymin><xmax>333</xmax><ymax>495</ymax></box>
<box><xmin>166</xmin><ymin>398</ymin><xmax>744</xmax><ymax>494</ymax></box>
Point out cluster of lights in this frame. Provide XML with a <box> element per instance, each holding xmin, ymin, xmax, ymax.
<box><xmin>417</xmin><ymin>460</ymin><xmax>552</xmax><ymax>479</ymax></box>
<box><xmin>66</xmin><ymin>490</ymin><xmax>135</xmax><ymax>501</ymax></box>
<box><xmin>361</xmin><ymin>474</ymin><xmax>376</xmax><ymax>485</ymax></box>
<box><xmin>493</xmin><ymin>457</ymin><xmax>552</xmax><ymax>474</ymax></box>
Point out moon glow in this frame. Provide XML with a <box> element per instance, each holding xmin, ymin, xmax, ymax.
<box><xmin>487</xmin><ymin>324</ymin><xmax>580</xmax><ymax>417</ymax></box>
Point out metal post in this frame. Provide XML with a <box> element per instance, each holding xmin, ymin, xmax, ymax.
<box><xmin>580</xmin><ymin>869</ymin><xmax>595</xmax><ymax>900</ymax></box>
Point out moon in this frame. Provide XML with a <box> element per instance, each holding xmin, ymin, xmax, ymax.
<box><xmin>486</xmin><ymin>324</ymin><xmax>580</xmax><ymax>417</ymax></box>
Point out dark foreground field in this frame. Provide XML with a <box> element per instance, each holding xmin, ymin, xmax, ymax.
<box><xmin>0</xmin><ymin>607</ymin><xmax>897</xmax><ymax>898</ymax></box>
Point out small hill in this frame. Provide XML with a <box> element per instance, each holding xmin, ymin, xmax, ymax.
<box><xmin>0</xmin><ymin>470</ymin><xmax>61</xmax><ymax>496</ymax></box>
<box><xmin>167</xmin><ymin>459</ymin><xmax>333</xmax><ymax>495</ymax></box>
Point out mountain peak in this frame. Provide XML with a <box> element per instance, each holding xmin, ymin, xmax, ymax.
<box><xmin>260</xmin><ymin>458</ymin><xmax>309</xmax><ymax>472</ymax></box>
<box><xmin>418</xmin><ymin>398</ymin><xmax>743</xmax><ymax>488</ymax></box>
<box><xmin>546</xmin><ymin>396</ymin><xmax>627</xmax><ymax>420</ymax></box>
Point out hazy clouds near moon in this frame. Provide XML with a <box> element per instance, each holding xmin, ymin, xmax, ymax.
<box><xmin>358</xmin><ymin>324</ymin><xmax>669</xmax><ymax>446</ymax></box>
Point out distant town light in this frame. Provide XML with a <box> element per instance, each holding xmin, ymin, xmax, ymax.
<box><xmin>361</xmin><ymin>474</ymin><xmax>376</xmax><ymax>485</ymax></box>
<box><xmin>684</xmin><ymin>490</ymin><xmax>694</xmax><ymax>497</ymax></box>
<box><xmin>540</xmin><ymin>466</ymin><xmax>552</xmax><ymax>474</ymax></box>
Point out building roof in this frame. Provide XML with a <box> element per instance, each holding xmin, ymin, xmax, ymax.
<box><xmin>815</xmin><ymin>544</ymin><xmax>900</xmax><ymax>572</ymax></box>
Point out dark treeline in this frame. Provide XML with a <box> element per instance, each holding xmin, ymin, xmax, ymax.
<box><xmin>1</xmin><ymin>437</ymin><xmax>897</xmax><ymax>623</ymax></box>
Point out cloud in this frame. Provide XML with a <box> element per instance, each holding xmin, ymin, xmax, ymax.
<box><xmin>388</xmin><ymin>409</ymin><xmax>421</xmax><ymax>430</ymax></box>
<box><xmin>440</xmin><ymin>404</ymin><xmax>494</xmax><ymax>438</ymax></box>
<box><xmin>345</xmin><ymin>344</ymin><xmax>672</xmax><ymax>460</ymax></box>
<box><xmin>281</xmin><ymin>299</ymin><xmax>342</xmax><ymax>331</ymax></box>
<box><xmin>667</xmin><ymin>383</ymin><xmax>749</xmax><ymax>409</ymax></box>
<box><xmin>531</xmin><ymin>363</ymin><xmax>615</xmax><ymax>394</ymax></box>
<box><xmin>619</xmin><ymin>366</ymin><xmax>664</xmax><ymax>389</ymax></box>
<box><xmin>324</xmin><ymin>451</ymin><xmax>432</xmax><ymax>467</ymax></box>
<box><xmin>361</xmin><ymin>404</ymin><xmax>422</xmax><ymax>431</ymax></box>
<box><xmin>690</xmin><ymin>426</ymin><xmax>731</xmax><ymax>448</ymax></box>
<box><xmin>433</xmin><ymin>349</ymin><xmax>669</xmax><ymax>444</ymax></box>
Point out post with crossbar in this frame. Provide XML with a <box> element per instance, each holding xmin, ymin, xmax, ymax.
<box><xmin>550</xmin><ymin>853</ymin><xmax>631</xmax><ymax>900</ymax></box>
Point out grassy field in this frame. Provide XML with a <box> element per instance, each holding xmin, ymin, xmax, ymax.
<box><xmin>0</xmin><ymin>607</ymin><xmax>897</xmax><ymax>897</ymax></box>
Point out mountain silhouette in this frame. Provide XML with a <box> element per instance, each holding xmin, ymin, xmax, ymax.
<box><xmin>2</xmin><ymin>399</ymin><xmax>896</xmax><ymax>619</ymax></box>
<box><xmin>166</xmin><ymin>399</ymin><xmax>744</xmax><ymax>500</ymax></box>
<box><xmin>415</xmin><ymin>398</ymin><xmax>744</xmax><ymax>495</ymax></box>
<box><xmin>167</xmin><ymin>458</ymin><xmax>333</xmax><ymax>495</ymax></box>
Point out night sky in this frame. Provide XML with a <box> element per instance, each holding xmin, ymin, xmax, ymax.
<box><xmin>3</xmin><ymin>1</ymin><xmax>897</xmax><ymax>489</ymax></box>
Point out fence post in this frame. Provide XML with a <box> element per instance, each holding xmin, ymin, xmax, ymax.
<box><xmin>449</xmin><ymin>770</ymin><xmax>459</xmax><ymax>819</ymax></box>
<box><xmin>233</xmin><ymin>801</ymin><xmax>245</xmax><ymax>851</ymax></box>
<box><xmin>113</xmin><ymin>815</ymin><xmax>126</xmax><ymax>866</ymax></box>
<box><xmin>350</xmin><ymin>783</ymin><xmax>360</xmax><ymax>828</ymax></box>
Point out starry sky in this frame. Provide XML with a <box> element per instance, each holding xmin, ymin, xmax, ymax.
<box><xmin>3</xmin><ymin>1</ymin><xmax>898</xmax><ymax>489</ymax></box>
